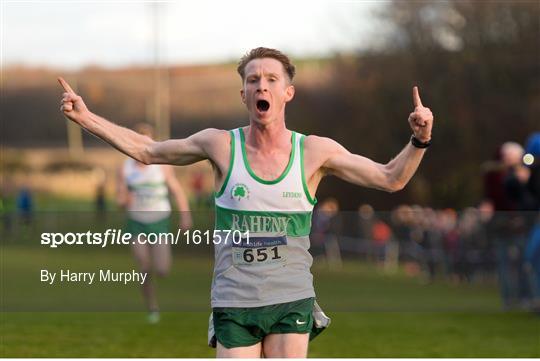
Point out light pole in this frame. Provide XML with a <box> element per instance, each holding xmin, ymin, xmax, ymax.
<box><xmin>152</xmin><ymin>3</ymin><xmax>170</xmax><ymax>140</ymax></box>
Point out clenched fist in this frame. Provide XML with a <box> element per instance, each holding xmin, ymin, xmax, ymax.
<box><xmin>408</xmin><ymin>86</ymin><xmax>433</xmax><ymax>143</ymax></box>
<box><xmin>58</xmin><ymin>77</ymin><xmax>89</xmax><ymax>124</ymax></box>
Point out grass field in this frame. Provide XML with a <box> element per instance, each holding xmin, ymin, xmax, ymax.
<box><xmin>1</xmin><ymin>196</ymin><xmax>539</xmax><ymax>357</ymax></box>
<box><xmin>2</xmin><ymin>311</ymin><xmax>538</xmax><ymax>357</ymax></box>
<box><xmin>1</xmin><ymin>246</ymin><xmax>539</xmax><ymax>357</ymax></box>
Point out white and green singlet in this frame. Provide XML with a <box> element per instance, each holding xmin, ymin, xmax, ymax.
<box><xmin>123</xmin><ymin>158</ymin><xmax>171</xmax><ymax>224</ymax></box>
<box><xmin>211</xmin><ymin>128</ymin><xmax>317</xmax><ymax>308</ymax></box>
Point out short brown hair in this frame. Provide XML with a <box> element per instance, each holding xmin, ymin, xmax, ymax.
<box><xmin>237</xmin><ymin>47</ymin><xmax>296</xmax><ymax>82</ymax></box>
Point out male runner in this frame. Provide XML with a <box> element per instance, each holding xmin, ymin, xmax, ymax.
<box><xmin>117</xmin><ymin>122</ymin><xmax>192</xmax><ymax>323</ymax></box>
<box><xmin>59</xmin><ymin>47</ymin><xmax>433</xmax><ymax>357</ymax></box>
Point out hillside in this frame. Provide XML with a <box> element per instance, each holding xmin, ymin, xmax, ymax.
<box><xmin>1</xmin><ymin>59</ymin><xmax>333</xmax><ymax>147</ymax></box>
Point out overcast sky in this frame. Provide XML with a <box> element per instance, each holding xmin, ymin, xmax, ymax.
<box><xmin>1</xmin><ymin>0</ymin><xmax>384</xmax><ymax>69</ymax></box>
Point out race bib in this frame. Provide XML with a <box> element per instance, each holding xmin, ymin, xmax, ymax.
<box><xmin>232</xmin><ymin>234</ymin><xmax>288</xmax><ymax>266</ymax></box>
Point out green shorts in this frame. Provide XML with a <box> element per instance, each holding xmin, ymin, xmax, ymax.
<box><xmin>212</xmin><ymin>297</ymin><xmax>324</xmax><ymax>349</ymax></box>
<box><xmin>126</xmin><ymin>217</ymin><xmax>170</xmax><ymax>236</ymax></box>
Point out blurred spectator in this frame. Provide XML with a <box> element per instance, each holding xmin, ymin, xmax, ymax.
<box><xmin>524</xmin><ymin>132</ymin><xmax>540</xmax><ymax>203</ymax></box>
<box><xmin>392</xmin><ymin>205</ymin><xmax>423</xmax><ymax>277</ymax></box>
<box><xmin>16</xmin><ymin>186</ymin><xmax>33</xmax><ymax>224</ymax></box>
<box><xmin>440</xmin><ymin>208</ymin><xmax>459</xmax><ymax>280</ymax></box>
<box><xmin>503</xmin><ymin>142</ymin><xmax>536</xmax><ymax>211</ymax></box>
<box><xmin>391</xmin><ymin>205</ymin><xmax>413</xmax><ymax>248</ymax></box>
<box><xmin>477</xmin><ymin>199</ymin><xmax>497</xmax><ymax>279</ymax></box>
<box><xmin>524</xmin><ymin>224</ymin><xmax>540</xmax><ymax>311</ymax></box>
<box><xmin>95</xmin><ymin>182</ymin><xmax>106</xmax><ymax>213</ymax></box>
<box><xmin>493</xmin><ymin>142</ymin><xmax>531</xmax><ymax>309</ymax></box>
<box><xmin>190</xmin><ymin>170</ymin><xmax>208</xmax><ymax>207</ymax></box>
<box><xmin>356</xmin><ymin>204</ymin><xmax>399</xmax><ymax>272</ymax></box>
<box><xmin>482</xmin><ymin>145</ymin><xmax>514</xmax><ymax>211</ymax></box>
<box><xmin>94</xmin><ymin>167</ymin><xmax>107</xmax><ymax>219</ymax></box>
<box><xmin>390</xmin><ymin>205</ymin><xmax>415</xmax><ymax>275</ymax></box>
<box><xmin>0</xmin><ymin>191</ymin><xmax>10</xmax><ymax>237</ymax></box>
<box><xmin>457</xmin><ymin>207</ymin><xmax>484</xmax><ymax>283</ymax></box>
<box><xmin>421</xmin><ymin>207</ymin><xmax>442</xmax><ymax>282</ymax></box>
<box><xmin>371</xmin><ymin>219</ymin><xmax>391</xmax><ymax>260</ymax></box>
<box><xmin>358</xmin><ymin>204</ymin><xmax>375</xmax><ymax>241</ymax></box>
<box><xmin>312</xmin><ymin>198</ymin><xmax>342</xmax><ymax>269</ymax></box>
<box><xmin>0</xmin><ymin>177</ymin><xmax>20</xmax><ymax>236</ymax></box>
<box><xmin>523</xmin><ymin>132</ymin><xmax>540</xmax><ymax>310</ymax></box>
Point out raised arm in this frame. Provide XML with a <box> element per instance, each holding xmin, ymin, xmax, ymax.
<box><xmin>58</xmin><ymin>77</ymin><xmax>223</xmax><ymax>166</ymax></box>
<box><xmin>304</xmin><ymin>86</ymin><xmax>434</xmax><ymax>193</ymax></box>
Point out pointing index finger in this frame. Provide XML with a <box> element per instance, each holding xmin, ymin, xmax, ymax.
<box><xmin>57</xmin><ymin>77</ymin><xmax>75</xmax><ymax>94</ymax></box>
<box><xmin>413</xmin><ymin>86</ymin><xmax>423</xmax><ymax>108</ymax></box>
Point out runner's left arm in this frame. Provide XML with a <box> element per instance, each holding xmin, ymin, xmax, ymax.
<box><xmin>311</xmin><ymin>87</ymin><xmax>433</xmax><ymax>192</ymax></box>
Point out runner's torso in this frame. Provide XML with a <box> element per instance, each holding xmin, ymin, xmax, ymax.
<box><xmin>123</xmin><ymin>159</ymin><xmax>171</xmax><ymax>223</ymax></box>
<box><xmin>212</xmin><ymin>128</ymin><xmax>317</xmax><ymax>307</ymax></box>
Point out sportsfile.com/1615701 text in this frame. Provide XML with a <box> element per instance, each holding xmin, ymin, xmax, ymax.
<box><xmin>40</xmin><ymin>229</ymin><xmax>250</xmax><ymax>248</ymax></box>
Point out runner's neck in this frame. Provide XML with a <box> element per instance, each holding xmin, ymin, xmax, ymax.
<box><xmin>244</xmin><ymin>123</ymin><xmax>291</xmax><ymax>153</ymax></box>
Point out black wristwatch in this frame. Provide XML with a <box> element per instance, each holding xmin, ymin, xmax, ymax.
<box><xmin>411</xmin><ymin>135</ymin><xmax>431</xmax><ymax>148</ymax></box>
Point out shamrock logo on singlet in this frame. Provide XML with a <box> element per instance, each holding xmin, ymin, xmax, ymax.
<box><xmin>231</xmin><ymin>183</ymin><xmax>249</xmax><ymax>201</ymax></box>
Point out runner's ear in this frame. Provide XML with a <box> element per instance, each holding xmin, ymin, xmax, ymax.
<box><xmin>240</xmin><ymin>89</ymin><xmax>246</xmax><ymax>104</ymax></box>
<box><xmin>285</xmin><ymin>85</ymin><xmax>295</xmax><ymax>103</ymax></box>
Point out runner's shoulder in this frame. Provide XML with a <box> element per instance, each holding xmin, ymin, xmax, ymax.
<box><xmin>303</xmin><ymin>134</ymin><xmax>343</xmax><ymax>155</ymax></box>
<box><xmin>194</xmin><ymin>128</ymin><xmax>229</xmax><ymax>140</ymax></box>
<box><xmin>190</xmin><ymin>128</ymin><xmax>233</xmax><ymax>163</ymax></box>
<box><xmin>193</xmin><ymin>128</ymin><xmax>230</xmax><ymax>147</ymax></box>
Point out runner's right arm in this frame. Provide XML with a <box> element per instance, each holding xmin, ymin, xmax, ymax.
<box><xmin>58</xmin><ymin>77</ymin><xmax>223</xmax><ymax>166</ymax></box>
<box><xmin>162</xmin><ymin>165</ymin><xmax>193</xmax><ymax>229</ymax></box>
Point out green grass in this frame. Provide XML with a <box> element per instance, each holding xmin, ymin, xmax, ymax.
<box><xmin>2</xmin><ymin>311</ymin><xmax>537</xmax><ymax>358</ymax></box>
<box><xmin>1</xmin><ymin>246</ymin><xmax>539</xmax><ymax>357</ymax></box>
<box><xmin>1</xmin><ymin>195</ymin><xmax>539</xmax><ymax>357</ymax></box>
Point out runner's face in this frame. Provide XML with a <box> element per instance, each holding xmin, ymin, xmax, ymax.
<box><xmin>241</xmin><ymin>58</ymin><xmax>295</xmax><ymax>124</ymax></box>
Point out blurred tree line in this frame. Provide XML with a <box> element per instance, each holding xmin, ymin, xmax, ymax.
<box><xmin>289</xmin><ymin>0</ymin><xmax>539</xmax><ymax>210</ymax></box>
<box><xmin>2</xmin><ymin>1</ymin><xmax>537</xmax><ymax>210</ymax></box>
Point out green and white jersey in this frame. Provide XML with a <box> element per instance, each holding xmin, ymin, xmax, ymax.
<box><xmin>123</xmin><ymin>158</ymin><xmax>171</xmax><ymax>224</ymax></box>
<box><xmin>212</xmin><ymin>128</ymin><xmax>317</xmax><ymax>308</ymax></box>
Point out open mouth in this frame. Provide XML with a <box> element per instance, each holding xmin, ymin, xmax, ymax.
<box><xmin>256</xmin><ymin>100</ymin><xmax>270</xmax><ymax>112</ymax></box>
